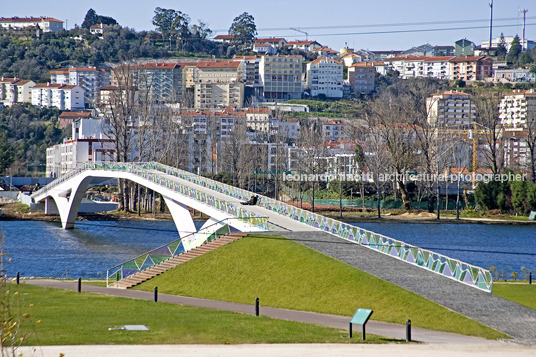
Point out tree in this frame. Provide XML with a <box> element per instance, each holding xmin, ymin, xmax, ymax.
<box><xmin>81</xmin><ymin>9</ymin><xmax>98</xmax><ymax>29</ymax></box>
<box><xmin>190</xmin><ymin>20</ymin><xmax>212</xmax><ymax>39</ymax></box>
<box><xmin>474</xmin><ymin>89</ymin><xmax>504</xmax><ymax>175</ymax></box>
<box><xmin>506</xmin><ymin>35</ymin><xmax>522</xmax><ymax>64</ymax></box>
<box><xmin>228</xmin><ymin>12</ymin><xmax>257</xmax><ymax>45</ymax></box>
<box><xmin>0</xmin><ymin>132</ymin><xmax>14</xmax><ymax>175</ymax></box>
<box><xmin>496</xmin><ymin>33</ymin><xmax>507</xmax><ymax>60</ymax></box>
<box><xmin>152</xmin><ymin>7</ymin><xmax>191</xmax><ymax>46</ymax></box>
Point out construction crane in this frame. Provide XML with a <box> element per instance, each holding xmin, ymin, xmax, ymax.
<box><xmin>290</xmin><ymin>28</ymin><xmax>308</xmax><ymax>41</ymax></box>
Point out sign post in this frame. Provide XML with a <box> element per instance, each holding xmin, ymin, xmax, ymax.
<box><xmin>349</xmin><ymin>308</ymin><xmax>373</xmax><ymax>340</ymax></box>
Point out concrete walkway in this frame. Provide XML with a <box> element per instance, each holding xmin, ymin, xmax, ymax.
<box><xmin>25</xmin><ymin>279</ymin><xmax>501</xmax><ymax>345</ymax></box>
<box><xmin>276</xmin><ymin>231</ymin><xmax>536</xmax><ymax>345</ymax></box>
<box><xmin>15</xmin><ymin>343</ymin><xmax>536</xmax><ymax>357</ymax></box>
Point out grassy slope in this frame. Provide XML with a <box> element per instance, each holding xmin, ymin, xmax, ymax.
<box><xmin>134</xmin><ymin>235</ymin><xmax>506</xmax><ymax>339</ymax></box>
<box><xmin>493</xmin><ymin>282</ymin><xmax>536</xmax><ymax>311</ymax></box>
<box><xmin>12</xmin><ymin>284</ymin><xmax>391</xmax><ymax>345</ymax></box>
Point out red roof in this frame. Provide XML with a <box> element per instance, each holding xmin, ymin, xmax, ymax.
<box><xmin>313</xmin><ymin>46</ymin><xmax>338</xmax><ymax>53</ymax></box>
<box><xmin>0</xmin><ymin>77</ymin><xmax>18</xmax><ymax>83</ymax></box>
<box><xmin>32</xmin><ymin>83</ymin><xmax>63</xmax><ymax>88</ymax></box>
<box><xmin>214</xmin><ymin>35</ymin><xmax>235</xmax><ymax>39</ymax></box>
<box><xmin>14</xmin><ymin>80</ymin><xmax>32</xmax><ymax>85</ymax></box>
<box><xmin>0</xmin><ymin>17</ymin><xmax>63</xmax><ymax>23</ymax></box>
<box><xmin>196</xmin><ymin>61</ymin><xmax>240</xmax><ymax>69</ymax></box>
<box><xmin>59</xmin><ymin>112</ymin><xmax>92</xmax><ymax>118</ymax></box>
<box><xmin>424</xmin><ymin>56</ymin><xmax>456</xmax><ymax>62</ymax></box>
<box><xmin>255</xmin><ymin>38</ymin><xmax>285</xmax><ymax>43</ymax></box>
<box><xmin>287</xmin><ymin>40</ymin><xmax>320</xmax><ymax>46</ymax></box>
<box><xmin>246</xmin><ymin>107</ymin><xmax>270</xmax><ymax>114</ymax></box>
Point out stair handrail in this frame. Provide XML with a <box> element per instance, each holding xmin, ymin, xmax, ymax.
<box><xmin>106</xmin><ymin>216</ymin><xmax>265</xmax><ymax>287</ymax></box>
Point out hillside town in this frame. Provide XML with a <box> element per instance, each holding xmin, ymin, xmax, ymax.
<box><xmin>1</xmin><ymin>8</ymin><xmax>536</xmax><ymax>215</ymax></box>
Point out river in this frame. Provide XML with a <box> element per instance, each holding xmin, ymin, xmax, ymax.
<box><xmin>0</xmin><ymin>220</ymin><xmax>535</xmax><ymax>279</ymax></box>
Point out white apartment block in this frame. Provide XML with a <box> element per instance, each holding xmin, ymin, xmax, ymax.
<box><xmin>46</xmin><ymin>118</ymin><xmax>114</xmax><ymax>177</ymax></box>
<box><xmin>481</xmin><ymin>36</ymin><xmax>536</xmax><ymax>52</ymax></box>
<box><xmin>347</xmin><ymin>63</ymin><xmax>376</xmax><ymax>94</ymax></box>
<box><xmin>499</xmin><ymin>90</ymin><xmax>536</xmax><ymax>169</ymax></box>
<box><xmin>260</xmin><ymin>55</ymin><xmax>303</xmax><ymax>101</ymax></box>
<box><xmin>32</xmin><ymin>83</ymin><xmax>84</xmax><ymax>110</ymax></box>
<box><xmin>245</xmin><ymin>107</ymin><xmax>272</xmax><ymax>133</ymax></box>
<box><xmin>426</xmin><ymin>91</ymin><xmax>475</xmax><ymax>127</ymax></box>
<box><xmin>306</xmin><ymin>58</ymin><xmax>343</xmax><ymax>98</ymax></box>
<box><xmin>0</xmin><ymin>17</ymin><xmax>63</xmax><ymax>32</ymax></box>
<box><xmin>0</xmin><ymin>78</ymin><xmax>35</xmax><ymax>106</ymax></box>
<box><xmin>193</xmin><ymin>61</ymin><xmax>245</xmax><ymax>109</ymax></box>
<box><xmin>323</xmin><ymin>119</ymin><xmax>348</xmax><ymax>141</ymax></box>
<box><xmin>423</xmin><ymin>57</ymin><xmax>456</xmax><ymax>80</ymax></box>
<box><xmin>51</xmin><ymin>67</ymin><xmax>111</xmax><ymax>108</ymax></box>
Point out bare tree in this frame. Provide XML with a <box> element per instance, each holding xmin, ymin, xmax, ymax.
<box><xmin>364</xmin><ymin>125</ymin><xmax>390</xmax><ymax>218</ymax></box>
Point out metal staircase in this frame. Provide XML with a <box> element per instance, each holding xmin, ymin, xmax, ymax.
<box><xmin>109</xmin><ymin>232</ymin><xmax>247</xmax><ymax>289</ymax></box>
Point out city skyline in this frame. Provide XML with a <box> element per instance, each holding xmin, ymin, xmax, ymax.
<box><xmin>2</xmin><ymin>0</ymin><xmax>535</xmax><ymax>51</ymax></box>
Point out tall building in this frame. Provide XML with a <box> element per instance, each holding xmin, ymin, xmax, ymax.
<box><xmin>31</xmin><ymin>83</ymin><xmax>85</xmax><ymax>110</ymax></box>
<box><xmin>426</xmin><ymin>91</ymin><xmax>475</xmax><ymax>127</ymax></box>
<box><xmin>193</xmin><ymin>61</ymin><xmax>245</xmax><ymax>109</ymax></box>
<box><xmin>347</xmin><ymin>63</ymin><xmax>376</xmax><ymax>94</ymax></box>
<box><xmin>449</xmin><ymin>56</ymin><xmax>494</xmax><ymax>81</ymax></box>
<box><xmin>306</xmin><ymin>58</ymin><xmax>343</xmax><ymax>98</ymax></box>
<box><xmin>51</xmin><ymin>67</ymin><xmax>111</xmax><ymax>108</ymax></box>
<box><xmin>499</xmin><ymin>90</ymin><xmax>536</xmax><ymax>169</ymax></box>
<box><xmin>0</xmin><ymin>78</ymin><xmax>35</xmax><ymax>106</ymax></box>
<box><xmin>259</xmin><ymin>55</ymin><xmax>303</xmax><ymax>101</ymax></box>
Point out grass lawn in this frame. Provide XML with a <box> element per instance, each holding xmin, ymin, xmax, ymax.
<box><xmin>493</xmin><ymin>282</ymin><xmax>536</xmax><ymax>310</ymax></box>
<box><xmin>9</xmin><ymin>284</ymin><xmax>392</xmax><ymax>345</ymax></box>
<box><xmin>134</xmin><ymin>235</ymin><xmax>506</xmax><ymax>340</ymax></box>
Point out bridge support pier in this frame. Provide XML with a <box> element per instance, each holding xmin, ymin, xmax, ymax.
<box><xmin>162</xmin><ymin>196</ymin><xmax>197</xmax><ymax>238</ymax></box>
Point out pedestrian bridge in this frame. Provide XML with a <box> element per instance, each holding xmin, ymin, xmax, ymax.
<box><xmin>30</xmin><ymin>162</ymin><xmax>493</xmax><ymax>292</ymax></box>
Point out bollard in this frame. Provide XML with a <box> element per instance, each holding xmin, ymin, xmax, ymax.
<box><xmin>16</xmin><ymin>272</ymin><xmax>19</xmax><ymax>285</ymax></box>
<box><xmin>255</xmin><ymin>297</ymin><xmax>260</xmax><ymax>316</ymax></box>
<box><xmin>530</xmin><ymin>272</ymin><xmax>532</xmax><ymax>285</ymax></box>
<box><xmin>154</xmin><ymin>286</ymin><xmax>158</xmax><ymax>303</ymax></box>
<box><xmin>348</xmin><ymin>323</ymin><xmax>352</xmax><ymax>338</ymax></box>
<box><xmin>406</xmin><ymin>319</ymin><xmax>412</xmax><ymax>342</ymax></box>
<box><xmin>78</xmin><ymin>278</ymin><xmax>82</xmax><ymax>293</ymax></box>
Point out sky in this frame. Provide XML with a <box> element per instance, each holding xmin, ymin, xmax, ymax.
<box><xmin>2</xmin><ymin>0</ymin><xmax>535</xmax><ymax>51</ymax></box>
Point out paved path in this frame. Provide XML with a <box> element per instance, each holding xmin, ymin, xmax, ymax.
<box><xmin>276</xmin><ymin>231</ymin><xmax>536</xmax><ymax>345</ymax></box>
<box><xmin>15</xmin><ymin>343</ymin><xmax>536</xmax><ymax>357</ymax></box>
<box><xmin>25</xmin><ymin>279</ymin><xmax>501</xmax><ymax>345</ymax></box>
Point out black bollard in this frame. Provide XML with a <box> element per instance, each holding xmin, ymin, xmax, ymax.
<box><xmin>255</xmin><ymin>297</ymin><xmax>260</xmax><ymax>316</ymax></box>
<box><xmin>78</xmin><ymin>278</ymin><xmax>81</xmax><ymax>293</ymax></box>
<box><xmin>154</xmin><ymin>286</ymin><xmax>158</xmax><ymax>303</ymax></box>
<box><xmin>530</xmin><ymin>272</ymin><xmax>532</xmax><ymax>285</ymax></box>
<box><xmin>16</xmin><ymin>272</ymin><xmax>19</xmax><ymax>285</ymax></box>
<box><xmin>348</xmin><ymin>323</ymin><xmax>352</xmax><ymax>338</ymax></box>
<box><xmin>406</xmin><ymin>319</ymin><xmax>412</xmax><ymax>342</ymax></box>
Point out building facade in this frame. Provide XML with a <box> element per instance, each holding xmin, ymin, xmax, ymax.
<box><xmin>0</xmin><ymin>78</ymin><xmax>35</xmax><ymax>106</ymax></box>
<box><xmin>0</xmin><ymin>17</ymin><xmax>63</xmax><ymax>32</ymax></box>
<box><xmin>347</xmin><ymin>63</ymin><xmax>376</xmax><ymax>94</ymax></box>
<box><xmin>259</xmin><ymin>55</ymin><xmax>303</xmax><ymax>101</ymax></box>
<box><xmin>426</xmin><ymin>91</ymin><xmax>476</xmax><ymax>127</ymax></box>
<box><xmin>306</xmin><ymin>58</ymin><xmax>343</xmax><ymax>98</ymax></box>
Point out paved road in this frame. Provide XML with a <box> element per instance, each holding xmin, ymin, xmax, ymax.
<box><xmin>25</xmin><ymin>279</ymin><xmax>501</xmax><ymax>345</ymax></box>
<box><xmin>276</xmin><ymin>231</ymin><xmax>536</xmax><ymax>345</ymax></box>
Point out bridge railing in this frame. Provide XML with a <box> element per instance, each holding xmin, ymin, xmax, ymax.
<box><xmin>145</xmin><ymin>162</ymin><xmax>493</xmax><ymax>292</ymax></box>
<box><xmin>106</xmin><ymin>217</ymin><xmax>257</xmax><ymax>286</ymax></box>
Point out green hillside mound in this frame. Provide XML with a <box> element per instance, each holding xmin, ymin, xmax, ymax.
<box><xmin>135</xmin><ymin>234</ymin><xmax>506</xmax><ymax>339</ymax></box>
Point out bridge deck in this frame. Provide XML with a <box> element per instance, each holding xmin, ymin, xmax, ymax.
<box><xmin>158</xmin><ymin>171</ymin><xmax>317</xmax><ymax>232</ymax></box>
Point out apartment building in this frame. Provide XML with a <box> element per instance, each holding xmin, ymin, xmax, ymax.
<box><xmin>193</xmin><ymin>61</ymin><xmax>245</xmax><ymax>109</ymax></box>
<box><xmin>31</xmin><ymin>83</ymin><xmax>84</xmax><ymax>110</ymax></box>
<box><xmin>313</xmin><ymin>47</ymin><xmax>338</xmax><ymax>58</ymax></box>
<box><xmin>449</xmin><ymin>56</ymin><xmax>493</xmax><ymax>81</ymax></box>
<box><xmin>254</xmin><ymin>38</ymin><xmax>287</xmax><ymax>49</ymax></box>
<box><xmin>51</xmin><ymin>67</ymin><xmax>111</xmax><ymax>107</ymax></box>
<box><xmin>426</xmin><ymin>91</ymin><xmax>475</xmax><ymax>127</ymax></box>
<box><xmin>322</xmin><ymin>119</ymin><xmax>348</xmax><ymax>141</ymax></box>
<box><xmin>306</xmin><ymin>58</ymin><xmax>343</xmax><ymax>98</ymax></box>
<box><xmin>58</xmin><ymin>111</ymin><xmax>93</xmax><ymax>129</ymax></box>
<box><xmin>259</xmin><ymin>55</ymin><xmax>303</xmax><ymax>101</ymax></box>
<box><xmin>0</xmin><ymin>17</ymin><xmax>63</xmax><ymax>32</ymax></box>
<box><xmin>286</xmin><ymin>40</ymin><xmax>322</xmax><ymax>52</ymax></box>
<box><xmin>347</xmin><ymin>63</ymin><xmax>376</xmax><ymax>94</ymax></box>
<box><xmin>0</xmin><ymin>78</ymin><xmax>35</xmax><ymax>106</ymax></box>
<box><xmin>110</xmin><ymin>63</ymin><xmax>185</xmax><ymax>104</ymax></box>
<box><xmin>46</xmin><ymin>118</ymin><xmax>114</xmax><ymax>177</ymax></box>
<box><xmin>245</xmin><ymin>107</ymin><xmax>272</xmax><ymax>133</ymax></box>
<box><xmin>499</xmin><ymin>90</ymin><xmax>536</xmax><ymax>169</ymax></box>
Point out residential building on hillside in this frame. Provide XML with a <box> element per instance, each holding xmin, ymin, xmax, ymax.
<box><xmin>495</xmin><ymin>68</ymin><xmax>536</xmax><ymax>83</ymax></box>
<box><xmin>233</xmin><ymin>55</ymin><xmax>263</xmax><ymax>104</ymax></box>
<box><xmin>193</xmin><ymin>61</ymin><xmax>245</xmax><ymax>109</ymax></box>
<box><xmin>449</xmin><ymin>56</ymin><xmax>493</xmax><ymax>81</ymax></box>
<box><xmin>481</xmin><ymin>36</ymin><xmax>536</xmax><ymax>52</ymax></box>
<box><xmin>259</xmin><ymin>55</ymin><xmax>303</xmax><ymax>101</ymax></box>
<box><xmin>371</xmin><ymin>50</ymin><xmax>403</xmax><ymax>60</ymax></box>
<box><xmin>404</xmin><ymin>44</ymin><xmax>437</xmax><ymax>56</ymax></box>
<box><xmin>278</xmin><ymin>118</ymin><xmax>300</xmax><ymax>140</ymax></box>
<box><xmin>253</xmin><ymin>42</ymin><xmax>277</xmax><ymax>55</ymax></box>
<box><xmin>347</xmin><ymin>63</ymin><xmax>376</xmax><ymax>94</ymax></box>
<box><xmin>436</xmin><ymin>46</ymin><xmax>455</xmax><ymax>56</ymax></box>
<box><xmin>313</xmin><ymin>47</ymin><xmax>338</xmax><ymax>58</ymax></box>
<box><xmin>111</xmin><ymin>63</ymin><xmax>185</xmax><ymax>104</ymax></box>
<box><xmin>341</xmin><ymin>54</ymin><xmax>362</xmax><ymax>67</ymax></box>
<box><xmin>46</xmin><ymin>118</ymin><xmax>114</xmax><ymax>178</ymax></box>
<box><xmin>90</xmin><ymin>24</ymin><xmax>108</xmax><ymax>35</ymax></box>
<box><xmin>499</xmin><ymin>90</ymin><xmax>536</xmax><ymax>169</ymax></box>
<box><xmin>306</xmin><ymin>58</ymin><xmax>343</xmax><ymax>98</ymax></box>
<box><xmin>286</xmin><ymin>40</ymin><xmax>322</xmax><ymax>52</ymax></box>
<box><xmin>51</xmin><ymin>67</ymin><xmax>111</xmax><ymax>108</ymax></box>
<box><xmin>31</xmin><ymin>83</ymin><xmax>84</xmax><ymax>110</ymax></box>
<box><xmin>454</xmin><ymin>39</ymin><xmax>476</xmax><ymax>57</ymax></box>
<box><xmin>423</xmin><ymin>56</ymin><xmax>456</xmax><ymax>80</ymax></box>
<box><xmin>245</xmin><ymin>107</ymin><xmax>272</xmax><ymax>133</ymax></box>
<box><xmin>254</xmin><ymin>38</ymin><xmax>287</xmax><ymax>48</ymax></box>
<box><xmin>58</xmin><ymin>111</ymin><xmax>93</xmax><ymax>129</ymax></box>
<box><xmin>322</xmin><ymin>119</ymin><xmax>348</xmax><ymax>141</ymax></box>
<box><xmin>0</xmin><ymin>17</ymin><xmax>63</xmax><ymax>32</ymax></box>
<box><xmin>426</xmin><ymin>91</ymin><xmax>475</xmax><ymax>128</ymax></box>
<box><xmin>0</xmin><ymin>78</ymin><xmax>35</xmax><ymax>106</ymax></box>
<box><xmin>213</xmin><ymin>35</ymin><xmax>235</xmax><ymax>44</ymax></box>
